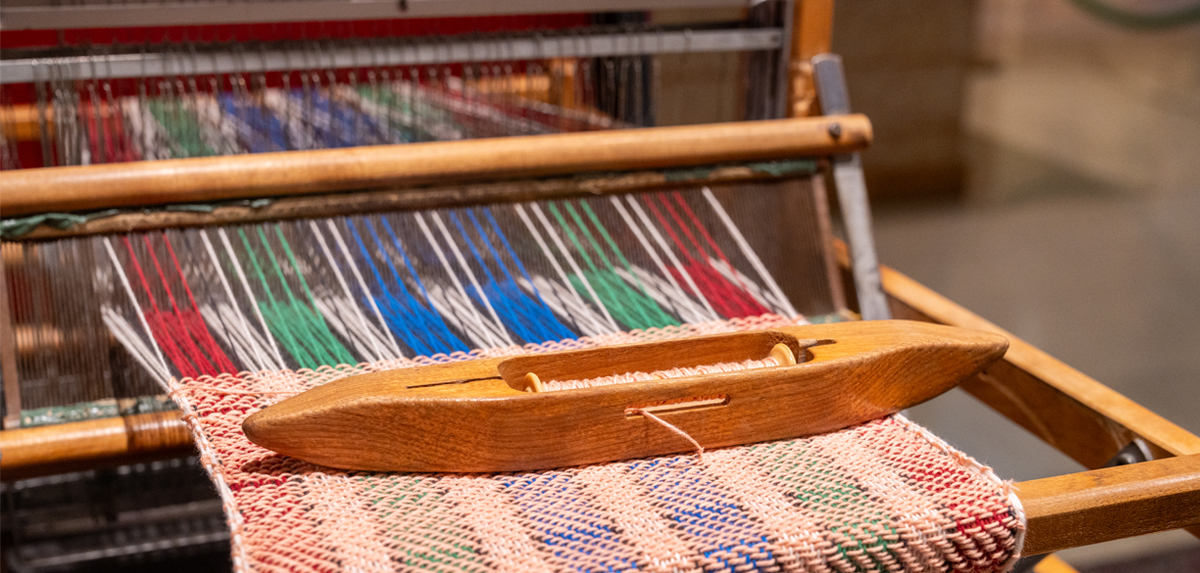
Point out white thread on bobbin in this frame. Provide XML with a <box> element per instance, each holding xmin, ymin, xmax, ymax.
<box><xmin>541</xmin><ymin>356</ymin><xmax>780</xmax><ymax>392</ymax></box>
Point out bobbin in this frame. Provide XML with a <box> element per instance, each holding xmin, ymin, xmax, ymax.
<box><xmin>243</xmin><ymin>320</ymin><xmax>1008</xmax><ymax>473</ymax></box>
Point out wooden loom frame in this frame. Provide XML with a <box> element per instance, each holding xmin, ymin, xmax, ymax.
<box><xmin>0</xmin><ymin>1</ymin><xmax>1197</xmax><ymax>564</ymax></box>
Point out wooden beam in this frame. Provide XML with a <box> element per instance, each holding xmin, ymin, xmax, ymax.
<box><xmin>7</xmin><ymin>164</ymin><xmax>816</xmax><ymax>241</ymax></box>
<box><xmin>0</xmin><ymin>115</ymin><xmax>871</xmax><ymax>217</ymax></box>
<box><xmin>1018</xmin><ymin>453</ymin><xmax>1200</xmax><ymax>555</ymax></box>
<box><xmin>882</xmin><ymin>264</ymin><xmax>1200</xmax><ymax>464</ymax></box>
<box><xmin>0</xmin><ymin>411</ymin><xmax>194</xmax><ymax>480</ymax></box>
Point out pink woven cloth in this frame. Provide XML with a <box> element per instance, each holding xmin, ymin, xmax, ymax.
<box><xmin>170</xmin><ymin>315</ymin><xmax>1025</xmax><ymax>572</ymax></box>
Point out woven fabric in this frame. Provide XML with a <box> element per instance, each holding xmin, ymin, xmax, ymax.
<box><xmin>170</xmin><ymin>314</ymin><xmax>1025</xmax><ymax>572</ymax></box>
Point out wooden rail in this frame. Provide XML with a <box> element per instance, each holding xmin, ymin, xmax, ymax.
<box><xmin>0</xmin><ymin>411</ymin><xmax>193</xmax><ymax>480</ymax></box>
<box><xmin>0</xmin><ymin>115</ymin><xmax>870</xmax><ymax>217</ymax></box>
<box><xmin>1020</xmin><ymin>453</ymin><xmax>1200</xmax><ymax>555</ymax></box>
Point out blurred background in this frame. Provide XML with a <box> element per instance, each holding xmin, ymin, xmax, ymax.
<box><xmin>2</xmin><ymin>0</ymin><xmax>1197</xmax><ymax>571</ymax></box>
<box><xmin>843</xmin><ymin>0</ymin><xmax>1200</xmax><ymax>570</ymax></box>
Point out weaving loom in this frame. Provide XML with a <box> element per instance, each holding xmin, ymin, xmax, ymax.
<box><xmin>3</xmin><ymin>2</ymin><xmax>1200</xmax><ymax>572</ymax></box>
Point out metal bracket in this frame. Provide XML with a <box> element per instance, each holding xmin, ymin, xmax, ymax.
<box><xmin>1104</xmin><ymin>438</ymin><xmax>1153</xmax><ymax>467</ymax></box>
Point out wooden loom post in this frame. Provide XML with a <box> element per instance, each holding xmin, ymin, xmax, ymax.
<box><xmin>789</xmin><ymin>0</ymin><xmax>834</xmax><ymax>117</ymax></box>
<box><xmin>0</xmin><ymin>254</ymin><xmax>20</xmax><ymax>429</ymax></box>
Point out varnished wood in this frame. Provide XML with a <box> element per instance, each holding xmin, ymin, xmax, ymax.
<box><xmin>0</xmin><ymin>103</ymin><xmax>43</xmax><ymax>142</ymax></box>
<box><xmin>885</xmin><ymin>265</ymin><xmax>1200</xmax><ymax>463</ymax></box>
<box><xmin>0</xmin><ymin>115</ymin><xmax>870</xmax><ymax>217</ymax></box>
<box><xmin>5</xmin><ymin>166</ymin><xmax>818</xmax><ymax>241</ymax></box>
<box><xmin>1018</xmin><ymin>453</ymin><xmax>1200</xmax><ymax>555</ymax></box>
<box><xmin>243</xmin><ymin>320</ymin><xmax>1008</xmax><ymax>473</ymax></box>
<box><xmin>790</xmin><ymin>0</ymin><xmax>834</xmax><ymax>117</ymax></box>
<box><xmin>0</xmin><ymin>411</ymin><xmax>194</xmax><ymax>480</ymax></box>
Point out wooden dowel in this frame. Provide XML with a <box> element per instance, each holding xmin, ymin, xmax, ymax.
<box><xmin>1018</xmin><ymin>453</ymin><xmax>1200</xmax><ymax>555</ymax></box>
<box><xmin>0</xmin><ymin>411</ymin><xmax>194</xmax><ymax>480</ymax></box>
<box><xmin>0</xmin><ymin>103</ymin><xmax>45</xmax><ymax>142</ymax></box>
<box><xmin>0</xmin><ymin>115</ymin><xmax>871</xmax><ymax>217</ymax></box>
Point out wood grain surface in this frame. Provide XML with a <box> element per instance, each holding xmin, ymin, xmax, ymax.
<box><xmin>0</xmin><ymin>115</ymin><xmax>870</xmax><ymax>217</ymax></box>
<box><xmin>2</xmin><ymin>165</ymin><xmax>809</xmax><ymax>241</ymax></box>
<box><xmin>1018</xmin><ymin>453</ymin><xmax>1200</xmax><ymax>555</ymax></box>
<box><xmin>0</xmin><ymin>411</ymin><xmax>194</xmax><ymax>480</ymax></box>
<box><xmin>243</xmin><ymin>320</ymin><xmax>1008</xmax><ymax>473</ymax></box>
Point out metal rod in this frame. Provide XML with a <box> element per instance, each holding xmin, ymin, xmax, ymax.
<box><xmin>1</xmin><ymin>28</ymin><xmax>783</xmax><ymax>85</ymax></box>
<box><xmin>0</xmin><ymin>115</ymin><xmax>872</xmax><ymax>217</ymax></box>
<box><xmin>2</xmin><ymin>0</ymin><xmax>754</xmax><ymax>31</ymax></box>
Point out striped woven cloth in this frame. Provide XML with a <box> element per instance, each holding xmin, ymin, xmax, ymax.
<box><xmin>171</xmin><ymin>315</ymin><xmax>1025</xmax><ymax>572</ymax></box>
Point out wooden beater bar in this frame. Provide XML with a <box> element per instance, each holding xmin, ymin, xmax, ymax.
<box><xmin>0</xmin><ymin>115</ymin><xmax>870</xmax><ymax>217</ymax></box>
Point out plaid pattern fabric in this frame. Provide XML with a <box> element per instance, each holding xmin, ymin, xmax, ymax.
<box><xmin>170</xmin><ymin>315</ymin><xmax>1025</xmax><ymax>572</ymax></box>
